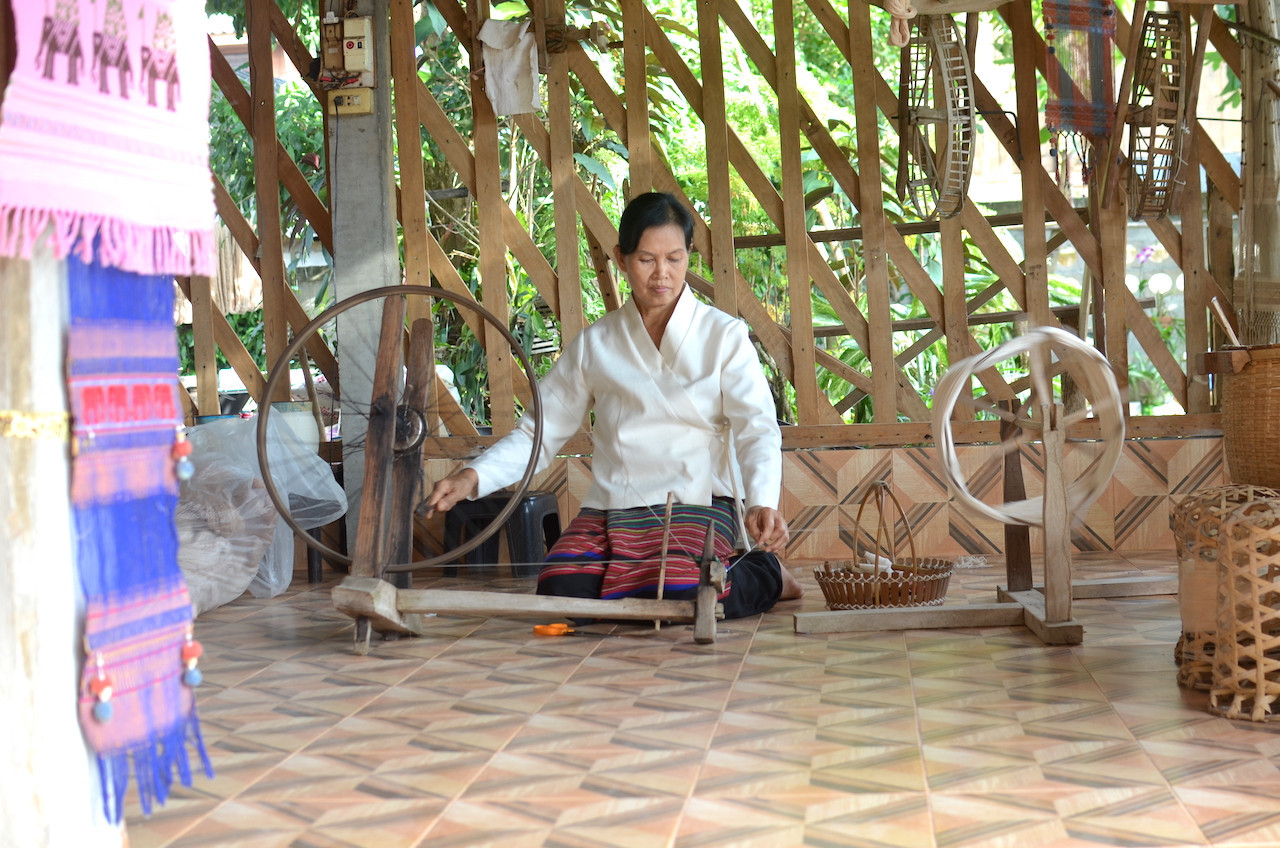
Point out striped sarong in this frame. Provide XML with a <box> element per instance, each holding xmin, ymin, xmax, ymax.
<box><xmin>537</xmin><ymin>497</ymin><xmax>784</xmax><ymax>618</ymax></box>
<box><xmin>540</xmin><ymin>499</ymin><xmax>736</xmax><ymax>599</ymax></box>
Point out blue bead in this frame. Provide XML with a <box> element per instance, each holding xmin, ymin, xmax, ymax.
<box><xmin>93</xmin><ymin>700</ymin><xmax>114</xmax><ymax>722</ymax></box>
<box><xmin>176</xmin><ymin>457</ymin><xmax>195</xmax><ymax>481</ymax></box>
<box><xmin>183</xmin><ymin>667</ymin><xmax>203</xmax><ymax>687</ymax></box>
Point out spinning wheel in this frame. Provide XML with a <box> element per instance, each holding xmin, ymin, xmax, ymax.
<box><xmin>1126</xmin><ymin>9</ymin><xmax>1189</xmax><ymax>221</ymax></box>
<box><xmin>931</xmin><ymin>326</ymin><xmax>1126</xmax><ymax>527</ymax></box>
<box><xmin>255</xmin><ymin>285</ymin><xmax>543</xmax><ymax>572</ymax></box>
<box><xmin>256</xmin><ymin>286</ymin><xmax>728</xmax><ymax>652</ymax></box>
<box><xmin>795</xmin><ymin>328</ymin><xmax>1135</xmax><ymax>645</ymax></box>
<box><xmin>896</xmin><ymin>13</ymin><xmax>975</xmax><ymax>221</ymax></box>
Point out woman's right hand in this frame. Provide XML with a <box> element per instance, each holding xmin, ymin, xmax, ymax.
<box><xmin>423</xmin><ymin>467</ymin><xmax>479</xmax><ymax>517</ymax></box>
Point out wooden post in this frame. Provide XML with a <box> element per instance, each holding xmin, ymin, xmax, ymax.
<box><xmin>1207</xmin><ymin>183</ymin><xmax>1235</xmax><ymax>374</ymax></box>
<box><xmin>470</xmin><ymin>0</ymin><xmax>515</xmax><ymax>434</ymax></box>
<box><xmin>189</xmin><ymin>274</ymin><xmax>219</xmax><ymax>416</ymax></box>
<box><xmin>622</xmin><ymin>0</ymin><xmax>652</xmax><ymax>195</ymax></box>
<box><xmin>246</xmin><ymin>0</ymin><xmax>288</xmax><ymax>400</ymax></box>
<box><xmin>1010</xmin><ymin>0</ymin><xmax>1050</xmax><ymax>328</ymax></box>
<box><xmin>385</xmin><ymin>318</ymin><xmax>434</xmax><ymax>589</ymax></box>
<box><xmin>941</xmin><ymin>216</ymin><xmax>969</xmax><ymax>392</ymax></box>
<box><xmin>351</xmin><ymin>295</ymin><xmax>408</xmax><ymax>579</ymax></box>
<box><xmin>697</xmin><ymin>0</ymin><xmax>737</xmax><ymax>314</ymax></box>
<box><xmin>391</xmin><ymin>0</ymin><xmax>430</xmax><ymax>295</ymax></box>
<box><xmin>547</xmin><ymin>0</ymin><xmax>585</xmax><ymax>345</ymax></box>
<box><xmin>1000</xmin><ymin>400</ymin><xmax>1033</xmax><ymax>592</ymax></box>
<box><xmin>778</xmin><ymin>0</ymin><xmax>818</xmax><ymax>423</ymax></box>
<box><xmin>1041</xmin><ymin>403</ymin><xmax>1072</xmax><ymax>623</ymax></box>
<box><xmin>1095</xmin><ymin>186</ymin><xmax>1130</xmax><ymax>401</ymax></box>
<box><xmin>850</xmin><ymin>0</ymin><xmax>896</xmax><ymax>423</ymax></box>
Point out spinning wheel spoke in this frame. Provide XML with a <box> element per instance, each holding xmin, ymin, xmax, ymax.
<box><xmin>255</xmin><ymin>286</ymin><xmax>544</xmax><ymax>574</ymax></box>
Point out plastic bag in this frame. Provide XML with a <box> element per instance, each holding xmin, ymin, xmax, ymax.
<box><xmin>183</xmin><ymin>416</ymin><xmax>347</xmax><ymax>600</ymax></box>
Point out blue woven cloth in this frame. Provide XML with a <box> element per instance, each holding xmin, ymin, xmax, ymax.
<box><xmin>68</xmin><ymin>252</ymin><xmax>212</xmax><ymax>823</ymax></box>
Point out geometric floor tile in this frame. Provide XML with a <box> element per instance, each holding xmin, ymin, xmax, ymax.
<box><xmin>125</xmin><ymin>551</ymin><xmax>1280</xmax><ymax>847</ymax></box>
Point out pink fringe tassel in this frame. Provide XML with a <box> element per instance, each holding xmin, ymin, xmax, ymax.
<box><xmin>0</xmin><ymin>204</ymin><xmax>214</xmax><ymax>277</ymax></box>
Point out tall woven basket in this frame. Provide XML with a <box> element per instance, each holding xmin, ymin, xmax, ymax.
<box><xmin>813</xmin><ymin>481</ymin><xmax>953</xmax><ymax>610</ymax></box>
<box><xmin>1222</xmin><ymin>344</ymin><xmax>1280</xmax><ymax>489</ymax></box>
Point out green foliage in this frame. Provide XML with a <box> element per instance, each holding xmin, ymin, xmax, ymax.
<box><xmin>177</xmin><ymin>308</ymin><xmax>267</xmax><ymax>376</ymax></box>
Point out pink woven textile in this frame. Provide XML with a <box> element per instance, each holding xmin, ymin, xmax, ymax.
<box><xmin>0</xmin><ymin>0</ymin><xmax>214</xmax><ymax>275</ymax></box>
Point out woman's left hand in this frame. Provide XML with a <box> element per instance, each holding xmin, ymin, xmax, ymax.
<box><xmin>745</xmin><ymin>506</ymin><xmax>790</xmax><ymax>553</ymax></box>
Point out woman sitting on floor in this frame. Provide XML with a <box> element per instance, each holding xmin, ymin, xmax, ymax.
<box><xmin>424</xmin><ymin>191</ymin><xmax>802</xmax><ymax>617</ymax></box>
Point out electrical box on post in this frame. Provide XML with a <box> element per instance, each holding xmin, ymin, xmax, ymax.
<box><xmin>342</xmin><ymin>17</ymin><xmax>372</xmax><ymax>73</ymax></box>
<box><xmin>318</xmin><ymin>12</ymin><xmax>375</xmax><ymax>90</ymax></box>
<box><xmin>327</xmin><ymin>88</ymin><xmax>374</xmax><ymax>116</ymax></box>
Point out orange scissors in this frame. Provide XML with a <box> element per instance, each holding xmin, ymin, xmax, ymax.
<box><xmin>532</xmin><ymin>623</ymin><xmax>579</xmax><ymax>636</ymax></box>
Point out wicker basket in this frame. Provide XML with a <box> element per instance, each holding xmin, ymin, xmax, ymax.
<box><xmin>1209</xmin><ymin>501</ymin><xmax>1280</xmax><ymax>721</ymax></box>
<box><xmin>1222</xmin><ymin>344</ymin><xmax>1280</xmax><ymax>490</ymax></box>
<box><xmin>1169</xmin><ymin>484</ymin><xmax>1280</xmax><ymax>690</ymax></box>
<box><xmin>813</xmin><ymin>481</ymin><xmax>953</xmax><ymax>611</ymax></box>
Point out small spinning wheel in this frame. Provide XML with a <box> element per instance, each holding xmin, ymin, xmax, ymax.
<box><xmin>932</xmin><ymin>327</ymin><xmax>1125</xmax><ymax>527</ymax></box>
<box><xmin>255</xmin><ymin>285</ymin><xmax>544</xmax><ymax>573</ymax></box>
<box><xmin>896</xmin><ymin>13</ymin><xmax>975</xmax><ymax>221</ymax></box>
<box><xmin>1126</xmin><ymin>9</ymin><xmax>1188</xmax><ymax>221</ymax></box>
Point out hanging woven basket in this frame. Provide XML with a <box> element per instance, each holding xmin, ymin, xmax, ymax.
<box><xmin>1220</xmin><ymin>345</ymin><xmax>1280</xmax><ymax>490</ymax></box>
<box><xmin>813</xmin><ymin>481</ymin><xmax>953</xmax><ymax>610</ymax></box>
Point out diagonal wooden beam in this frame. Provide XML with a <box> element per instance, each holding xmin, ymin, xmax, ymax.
<box><xmin>211</xmin><ymin>172</ymin><xmax>340</xmax><ymax>390</ymax></box>
<box><xmin>208</xmin><ymin>36</ymin><xmax>333</xmax><ymax>255</ymax></box>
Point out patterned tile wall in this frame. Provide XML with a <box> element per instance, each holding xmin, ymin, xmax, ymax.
<box><xmin>425</xmin><ymin>436</ymin><xmax>1226</xmax><ymax>561</ymax></box>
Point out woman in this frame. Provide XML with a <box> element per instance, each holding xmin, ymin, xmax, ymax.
<box><xmin>425</xmin><ymin>192</ymin><xmax>802</xmax><ymax>617</ymax></box>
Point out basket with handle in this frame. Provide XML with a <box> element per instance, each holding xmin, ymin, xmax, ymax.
<box><xmin>813</xmin><ymin>480</ymin><xmax>953</xmax><ymax>610</ymax></box>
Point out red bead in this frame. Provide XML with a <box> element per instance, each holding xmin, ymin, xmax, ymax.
<box><xmin>89</xmin><ymin>675</ymin><xmax>113</xmax><ymax>697</ymax></box>
<box><xmin>171</xmin><ymin>439</ymin><xmax>193</xmax><ymax>458</ymax></box>
<box><xmin>181</xmin><ymin>640</ymin><xmax>203</xmax><ymax>662</ymax></box>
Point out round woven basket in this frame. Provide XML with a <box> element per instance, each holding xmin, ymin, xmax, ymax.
<box><xmin>1222</xmin><ymin>345</ymin><xmax>1280</xmax><ymax>489</ymax></box>
<box><xmin>813</xmin><ymin>480</ymin><xmax>953</xmax><ymax>611</ymax></box>
<box><xmin>813</xmin><ymin>558</ymin><xmax>953</xmax><ymax>610</ymax></box>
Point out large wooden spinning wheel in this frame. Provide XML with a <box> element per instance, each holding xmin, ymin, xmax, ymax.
<box><xmin>1126</xmin><ymin>9</ymin><xmax>1189</xmax><ymax>221</ymax></box>
<box><xmin>256</xmin><ymin>287</ymin><xmax>729</xmax><ymax>652</ymax></box>
<box><xmin>932</xmin><ymin>327</ymin><xmax>1125</xmax><ymax>528</ymax></box>
<box><xmin>896</xmin><ymin>13</ymin><xmax>975</xmax><ymax>221</ymax></box>
<box><xmin>255</xmin><ymin>285</ymin><xmax>544</xmax><ymax>573</ymax></box>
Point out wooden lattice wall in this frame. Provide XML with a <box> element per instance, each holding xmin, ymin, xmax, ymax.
<box><xmin>185</xmin><ymin>0</ymin><xmax>1248</xmax><ymax>453</ymax></box>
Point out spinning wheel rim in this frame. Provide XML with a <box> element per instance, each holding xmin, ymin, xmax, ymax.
<box><xmin>932</xmin><ymin>327</ymin><xmax>1125</xmax><ymax>526</ymax></box>
<box><xmin>255</xmin><ymin>285</ymin><xmax>544</xmax><ymax>572</ymax></box>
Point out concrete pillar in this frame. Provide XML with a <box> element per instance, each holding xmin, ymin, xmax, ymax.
<box><xmin>328</xmin><ymin>0</ymin><xmax>402</xmax><ymax>540</ymax></box>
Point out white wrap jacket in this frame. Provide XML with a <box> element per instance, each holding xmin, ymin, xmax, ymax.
<box><xmin>468</xmin><ymin>285</ymin><xmax>783</xmax><ymax>512</ymax></box>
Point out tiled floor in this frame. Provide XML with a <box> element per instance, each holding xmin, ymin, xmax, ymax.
<box><xmin>126</xmin><ymin>551</ymin><xmax>1280</xmax><ymax>848</ymax></box>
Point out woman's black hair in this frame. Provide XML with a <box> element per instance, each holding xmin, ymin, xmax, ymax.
<box><xmin>617</xmin><ymin>192</ymin><xmax>694</xmax><ymax>255</ymax></box>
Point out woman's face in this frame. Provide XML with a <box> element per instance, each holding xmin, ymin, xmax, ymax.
<box><xmin>614</xmin><ymin>223</ymin><xmax>690</xmax><ymax>316</ymax></box>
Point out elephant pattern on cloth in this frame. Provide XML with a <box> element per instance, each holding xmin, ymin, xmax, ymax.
<box><xmin>0</xmin><ymin>0</ymin><xmax>214</xmax><ymax>278</ymax></box>
<box><xmin>35</xmin><ymin>10</ymin><xmax>84</xmax><ymax>84</ymax></box>
<box><xmin>28</xmin><ymin>0</ymin><xmax>180</xmax><ymax>111</ymax></box>
<box><xmin>92</xmin><ymin>31</ymin><xmax>132</xmax><ymax>98</ymax></box>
